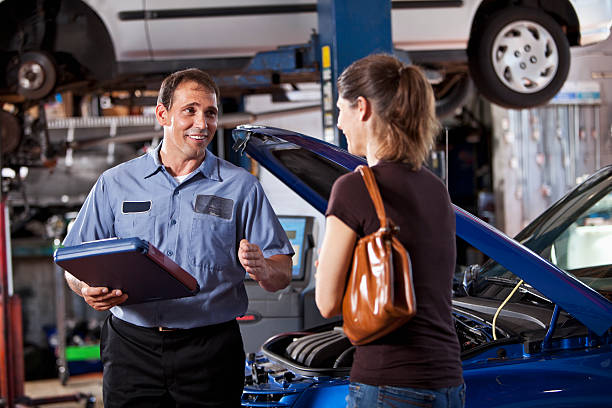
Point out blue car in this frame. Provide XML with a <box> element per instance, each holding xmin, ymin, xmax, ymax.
<box><xmin>233</xmin><ymin>125</ymin><xmax>612</xmax><ymax>408</ymax></box>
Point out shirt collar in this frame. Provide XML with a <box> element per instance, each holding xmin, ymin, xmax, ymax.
<box><xmin>144</xmin><ymin>142</ymin><xmax>164</xmax><ymax>178</ymax></box>
<box><xmin>198</xmin><ymin>148</ymin><xmax>222</xmax><ymax>181</ymax></box>
<box><xmin>144</xmin><ymin>141</ymin><xmax>221</xmax><ymax>181</ymax></box>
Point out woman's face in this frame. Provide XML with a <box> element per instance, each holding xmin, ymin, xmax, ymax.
<box><xmin>336</xmin><ymin>96</ymin><xmax>366</xmax><ymax>156</ymax></box>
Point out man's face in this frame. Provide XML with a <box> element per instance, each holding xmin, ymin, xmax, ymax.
<box><xmin>156</xmin><ymin>80</ymin><xmax>218</xmax><ymax>163</ymax></box>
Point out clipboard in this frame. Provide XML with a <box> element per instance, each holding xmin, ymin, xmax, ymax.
<box><xmin>54</xmin><ymin>238</ymin><xmax>200</xmax><ymax>305</ymax></box>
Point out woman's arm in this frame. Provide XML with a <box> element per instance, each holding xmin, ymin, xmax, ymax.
<box><xmin>315</xmin><ymin>215</ymin><xmax>357</xmax><ymax>318</ymax></box>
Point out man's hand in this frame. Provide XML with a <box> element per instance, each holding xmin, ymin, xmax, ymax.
<box><xmin>238</xmin><ymin>239</ymin><xmax>268</xmax><ymax>282</ymax></box>
<box><xmin>65</xmin><ymin>271</ymin><xmax>128</xmax><ymax>311</ymax></box>
<box><xmin>80</xmin><ymin>285</ymin><xmax>128</xmax><ymax>311</ymax></box>
<box><xmin>238</xmin><ymin>239</ymin><xmax>292</xmax><ymax>292</ymax></box>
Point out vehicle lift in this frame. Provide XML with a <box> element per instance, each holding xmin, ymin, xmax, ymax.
<box><xmin>217</xmin><ymin>0</ymin><xmax>395</xmax><ymax>149</ymax></box>
<box><xmin>316</xmin><ymin>0</ymin><xmax>393</xmax><ymax>148</ymax></box>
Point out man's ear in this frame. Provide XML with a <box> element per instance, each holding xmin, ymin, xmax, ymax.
<box><xmin>356</xmin><ymin>96</ymin><xmax>371</xmax><ymax>122</ymax></box>
<box><xmin>155</xmin><ymin>104</ymin><xmax>169</xmax><ymax>126</ymax></box>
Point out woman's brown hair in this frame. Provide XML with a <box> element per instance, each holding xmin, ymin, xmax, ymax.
<box><xmin>337</xmin><ymin>54</ymin><xmax>439</xmax><ymax>169</ymax></box>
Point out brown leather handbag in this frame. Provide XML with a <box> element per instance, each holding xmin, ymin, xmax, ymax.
<box><xmin>342</xmin><ymin>165</ymin><xmax>417</xmax><ymax>345</ymax></box>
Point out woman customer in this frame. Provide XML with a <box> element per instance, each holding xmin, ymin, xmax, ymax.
<box><xmin>315</xmin><ymin>54</ymin><xmax>465</xmax><ymax>408</ymax></box>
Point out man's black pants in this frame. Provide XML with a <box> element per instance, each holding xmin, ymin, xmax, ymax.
<box><xmin>100</xmin><ymin>315</ymin><xmax>245</xmax><ymax>408</ymax></box>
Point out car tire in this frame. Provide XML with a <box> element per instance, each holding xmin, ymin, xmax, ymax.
<box><xmin>434</xmin><ymin>72</ymin><xmax>474</xmax><ymax>118</ymax></box>
<box><xmin>467</xmin><ymin>7</ymin><xmax>570</xmax><ymax>109</ymax></box>
<box><xmin>16</xmin><ymin>51</ymin><xmax>57</xmax><ymax>100</ymax></box>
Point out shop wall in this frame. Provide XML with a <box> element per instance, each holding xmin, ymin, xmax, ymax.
<box><xmin>493</xmin><ymin>35</ymin><xmax>612</xmax><ymax>236</ymax></box>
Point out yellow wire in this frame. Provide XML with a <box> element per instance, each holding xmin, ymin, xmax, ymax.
<box><xmin>492</xmin><ymin>279</ymin><xmax>524</xmax><ymax>340</ymax></box>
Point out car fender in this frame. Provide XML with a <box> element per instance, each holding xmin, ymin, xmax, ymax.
<box><xmin>463</xmin><ymin>346</ymin><xmax>612</xmax><ymax>407</ymax></box>
<box><xmin>569</xmin><ymin>0</ymin><xmax>612</xmax><ymax>45</ymax></box>
<box><xmin>82</xmin><ymin>0</ymin><xmax>150</xmax><ymax>61</ymax></box>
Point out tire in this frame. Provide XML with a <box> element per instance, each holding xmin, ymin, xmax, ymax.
<box><xmin>434</xmin><ymin>72</ymin><xmax>474</xmax><ymax>118</ymax></box>
<box><xmin>16</xmin><ymin>51</ymin><xmax>57</xmax><ymax>100</ymax></box>
<box><xmin>467</xmin><ymin>7</ymin><xmax>570</xmax><ymax>109</ymax></box>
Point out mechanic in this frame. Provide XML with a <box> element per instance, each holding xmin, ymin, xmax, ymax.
<box><xmin>63</xmin><ymin>68</ymin><xmax>294</xmax><ymax>407</ymax></box>
<box><xmin>315</xmin><ymin>54</ymin><xmax>464</xmax><ymax>408</ymax></box>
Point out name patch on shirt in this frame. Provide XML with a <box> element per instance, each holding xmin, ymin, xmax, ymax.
<box><xmin>194</xmin><ymin>195</ymin><xmax>233</xmax><ymax>220</ymax></box>
<box><xmin>122</xmin><ymin>200</ymin><xmax>152</xmax><ymax>214</ymax></box>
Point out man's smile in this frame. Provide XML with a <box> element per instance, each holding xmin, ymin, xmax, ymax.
<box><xmin>185</xmin><ymin>129</ymin><xmax>209</xmax><ymax>141</ymax></box>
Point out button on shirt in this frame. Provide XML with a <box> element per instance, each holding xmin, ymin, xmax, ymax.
<box><xmin>63</xmin><ymin>142</ymin><xmax>294</xmax><ymax>329</ymax></box>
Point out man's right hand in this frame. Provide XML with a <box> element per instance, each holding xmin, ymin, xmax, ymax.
<box><xmin>81</xmin><ymin>286</ymin><xmax>128</xmax><ymax>311</ymax></box>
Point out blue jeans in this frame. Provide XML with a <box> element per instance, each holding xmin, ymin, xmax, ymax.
<box><xmin>347</xmin><ymin>382</ymin><xmax>466</xmax><ymax>408</ymax></box>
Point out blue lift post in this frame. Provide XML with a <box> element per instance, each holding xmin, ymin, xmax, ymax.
<box><xmin>317</xmin><ymin>0</ymin><xmax>393</xmax><ymax>148</ymax></box>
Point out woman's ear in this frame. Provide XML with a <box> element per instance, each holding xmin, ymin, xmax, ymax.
<box><xmin>155</xmin><ymin>104</ymin><xmax>168</xmax><ymax>126</ymax></box>
<box><xmin>356</xmin><ymin>96</ymin><xmax>371</xmax><ymax>122</ymax></box>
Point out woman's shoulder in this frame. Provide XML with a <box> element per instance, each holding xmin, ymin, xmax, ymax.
<box><xmin>333</xmin><ymin>170</ymin><xmax>366</xmax><ymax>192</ymax></box>
<box><xmin>328</xmin><ymin>170</ymin><xmax>368</xmax><ymax>211</ymax></box>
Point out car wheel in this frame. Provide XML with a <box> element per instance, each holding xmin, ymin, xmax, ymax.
<box><xmin>467</xmin><ymin>7</ymin><xmax>570</xmax><ymax>109</ymax></box>
<box><xmin>16</xmin><ymin>51</ymin><xmax>57</xmax><ymax>100</ymax></box>
<box><xmin>434</xmin><ymin>72</ymin><xmax>474</xmax><ymax>118</ymax></box>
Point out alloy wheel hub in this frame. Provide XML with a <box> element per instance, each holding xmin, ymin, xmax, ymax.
<box><xmin>492</xmin><ymin>20</ymin><xmax>558</xmax><ymax>94</ymax></box>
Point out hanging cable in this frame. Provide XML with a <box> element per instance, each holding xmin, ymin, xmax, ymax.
<box><xmin>492</xmin><ymin>279</ymin><xmax>524</xmax><ymax>340</ymax></box>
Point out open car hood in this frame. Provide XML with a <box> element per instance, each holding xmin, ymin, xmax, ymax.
<box><xmin>232</xmin><ymin>125</ymin><xmax>612</xmax><ymax>335</ymax></box>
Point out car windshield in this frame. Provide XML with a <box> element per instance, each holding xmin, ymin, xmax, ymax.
<box><xmin>473</xmin><ymin>172</ymin><xmax>612</xmax><ymax>303</ymax></box>
<box><xmin>272</xmin><ymin>147</ymin><xmax>349</xmax><ymax>200</ymax></box>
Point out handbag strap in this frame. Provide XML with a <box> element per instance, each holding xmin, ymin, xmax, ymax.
<box><xmin>357</xmin><ymin>165</ymin><xmax>389</xmax><ymax>229</ymax></box>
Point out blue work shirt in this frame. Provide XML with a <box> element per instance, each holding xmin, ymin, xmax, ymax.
<box><xmin>63</xmin><ymin>142</ymin><xmax>294</xmax><ymax>329</ymax></box>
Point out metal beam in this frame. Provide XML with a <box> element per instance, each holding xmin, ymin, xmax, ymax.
<box><xmin>317</xmin><ymin>0</ymin><xmax>393</xmax><ymax>148</ymax></box>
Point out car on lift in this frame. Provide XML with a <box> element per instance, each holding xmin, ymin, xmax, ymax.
<box><xmin>0</xmin><ymin>0</ymin><xmax>611</xmax><ymax>111</ymax></box>
<box><xmin>231</xmin><ymin>125</ymin><xmax>612</xmax><ymax>407</ymax></box>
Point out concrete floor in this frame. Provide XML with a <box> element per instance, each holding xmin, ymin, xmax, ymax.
<box><xmin>22</xmin><ymin>373</ymin><xmax>103</xmax><ymax>408</ymax></box>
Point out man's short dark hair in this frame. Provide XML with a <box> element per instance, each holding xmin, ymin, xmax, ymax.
<box><xmin>157</xmin><ymin>68</ymin><xmax>220</xmax><ymax>110</ymax></box>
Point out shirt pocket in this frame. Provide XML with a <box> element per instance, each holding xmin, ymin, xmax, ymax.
<box><xmin>189</xmin><ymin>213</ymin><xmax>236</xmax><ymax>268</ymax></box>
<box><xmin>114</xmin><ymin>212</ymin><xmax>156</xmax><ymax>243</ymax></box>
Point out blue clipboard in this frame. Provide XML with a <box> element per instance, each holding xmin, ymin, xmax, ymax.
<box><xmin>54</xmin><ymin>238</ymin><xmax>200</xmax><ymax>305</ymax></box>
